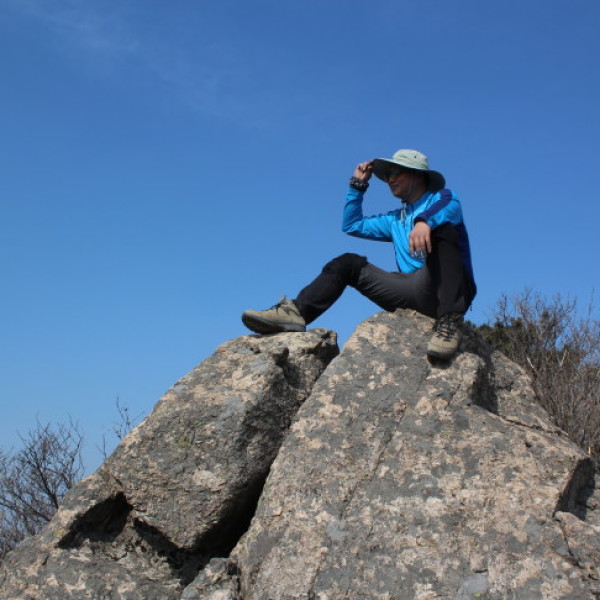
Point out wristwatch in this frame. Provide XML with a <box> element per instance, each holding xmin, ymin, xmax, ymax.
<box><xmin>349</xmin><ymin>176</ymin><xmax>369</xmax><ymax>192</ymax></box>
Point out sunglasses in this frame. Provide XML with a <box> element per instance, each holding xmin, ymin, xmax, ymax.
<box><xmin>385</xmin><ymin>167</ymin><xmax>411</xmax><ymax>182</ymax></box>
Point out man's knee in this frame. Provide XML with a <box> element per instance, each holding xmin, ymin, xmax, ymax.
<box><xmin>431</xmin><ymin>222</ymin><xmax>459</xmax><ymax>245</ymax></box>
<box><xmin>322</xmin><ymin>253</ymin><xmax>367</xmax><ymax>286</ymax></box>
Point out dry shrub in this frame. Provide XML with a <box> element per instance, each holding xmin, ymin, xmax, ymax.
<box><xmin>0</xmin><ymin>400</ymin><xmax>140</xmax><ymax>563</ymax></box>
<box><xmin>476</xmin><ymin>290</ymin><xmax>600</xmax><ymax>462</ymax></box>
<box><xmin>0</xmin><ymin>421</ymin><xmax>84</xmax><ymax>562</ymax></box>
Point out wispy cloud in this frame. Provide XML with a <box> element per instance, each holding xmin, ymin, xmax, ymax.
<box><xmin>5</xmin><ymin>0</ymin><xmax>140</xmax><ymax>58</ymax></box>
<box><xmin>3</xmin><ymin>0</ymin><xmax>252</xmax><ymax>119</ymax></box>
<box><xmin>2</xmin><ymin>0</ymin><xmax>334</xmax><ymax>130</ymax></box>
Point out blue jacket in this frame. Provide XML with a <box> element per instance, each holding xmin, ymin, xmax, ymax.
<box><xmin>342</xmin><ymin>187</ymin><xmax>476</xmax><ymax>290</ymax></box>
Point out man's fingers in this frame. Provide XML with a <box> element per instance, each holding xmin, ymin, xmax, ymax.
<box><xmin>354</xmin><ymin>161</ymin><xmax>373</xmax><ymax>180</ymax></box>
<box><xmin>410</xmin><ymin>222</ymin><xmax>432</xmax><ymax>257</ymax></box>
<box><xmin>409</xmin><ymin>234</ymin><xmax>431</xmax><ymax>257</ymax></box>
<box><xmin>418</xmin><ymin>235</ymin><xmax>430</xmax><ymax>255</ymax></box>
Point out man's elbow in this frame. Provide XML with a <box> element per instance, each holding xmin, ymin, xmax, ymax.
<box><xmin>342</xmin><ymin>225</ymin><xmax>365</xmax><ymax>238</ymax></box>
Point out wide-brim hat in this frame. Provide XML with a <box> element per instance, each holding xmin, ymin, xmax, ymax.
<box><xmin>373</xmin><ymin>149</ymin><xmax>446</xmax><ymax>192</ymax></box>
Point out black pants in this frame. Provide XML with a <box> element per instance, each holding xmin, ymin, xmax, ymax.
<box><xmin>294</xmin><ymin>223</ymin><xmax>475</xmax><ymax>324</ymax></box>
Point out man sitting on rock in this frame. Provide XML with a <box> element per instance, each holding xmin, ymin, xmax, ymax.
<box><xmin>242</xmin><ymin>149</ymin><xmax>476</xmax><ymax>360</ymax></box>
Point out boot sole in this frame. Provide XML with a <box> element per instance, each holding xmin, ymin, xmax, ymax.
<box><xmin>426</xmin><ymin>339</ymin><xmax>460</xmax><ymax>360</ymax></box>
<box><xmin>426</xmin><ymin>348</ymin><xmax>457</xmax><ymax>360</ymax></box>
<box><xmin>242</xmin><ymin>313</ymin><xmax>306</xmax><ymax>335</ymax></box>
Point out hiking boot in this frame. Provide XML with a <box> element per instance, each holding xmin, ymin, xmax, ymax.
<box><xmin>242</xmin><ymin>296</ymin><xmax>306</xmax><ymax>334</ymax></box>
<box><xmin>427</xmin><ymin>313</ymin><xmax>463</xmax><ymax>360</ymax></box>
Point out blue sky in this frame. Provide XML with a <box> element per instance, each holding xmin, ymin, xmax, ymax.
<box><xmin>1</xmin><ymin>0</ymin><xmax>599</xmax><ymax>471</ymax></box>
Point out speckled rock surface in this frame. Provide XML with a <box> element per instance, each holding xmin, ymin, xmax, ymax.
<box><xmin>3</xmin><ymin>309</ymin><xmax>599</xmax><ymax>599</ymax></box>
<box><xmin>0</xmin><ymin>330</ymin><xmax>338</xmax><ymax>600</ymax></box>
<box><xmin>234</xmin><ymin>310</ymin><xmax>599</xmax><ymax>600</ymax></box>
<box><xmin>180</xmin><ymin>558</ymin><xmax>241</xmax><ymax>600</ymax></box>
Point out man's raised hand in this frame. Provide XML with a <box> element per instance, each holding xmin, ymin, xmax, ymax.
<box><xmin>353</xmin><ymin>160</ymin><xmax>374</xmax><ymax>183</ymax></box>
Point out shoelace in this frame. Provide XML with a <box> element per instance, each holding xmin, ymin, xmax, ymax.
<box><xmin>433</xmin><ymin>314</ymin><xmax>461</xmax><ymax>341</ymax></box>
<box><xmin>269</xmin><ymin>296</ymin><xmax>293</xmax><ymax>313</ymax></box>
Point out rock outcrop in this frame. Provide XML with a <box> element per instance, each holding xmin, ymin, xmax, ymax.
<box><xmin>0</xmin><ymin>329</ymin><xmax>338</xmax><ymax>599</ymax></box>
<box><xmin>2</xmin><ymin>310</ymin><xmax>599</xmax><ymax>599</ymax></box>
<box><xmin>232</xmin><ymin>311</ymin><xmax>599</xmax><ymax>600</ymax></box>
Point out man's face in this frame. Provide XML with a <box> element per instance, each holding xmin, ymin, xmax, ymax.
<box><xmin>386</xmin><ymin>166</ymin><xmax>414</xmax><ymax>199</ymax></box>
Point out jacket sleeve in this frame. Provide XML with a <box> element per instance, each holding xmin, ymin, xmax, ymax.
<box><xmin>414</xmin><ymin>189</ymin><xmax>463</xmax><ymax>230</ymax></box>
<box><xmin>342</xmin><ymin>187</ymin><xmax>394</xmax><ymax>241</ymax></box>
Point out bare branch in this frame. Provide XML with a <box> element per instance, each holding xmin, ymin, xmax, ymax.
<box><xmin>477</xmin><ymin>290</ymin><xmax>600</xmax><ymax>464</ymax></box>
<box><xmin>0</xmin><ymin>420</ymin><xmax>84</xmax><ymax>563</ymax></box>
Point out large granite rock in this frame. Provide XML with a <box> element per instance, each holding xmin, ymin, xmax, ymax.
<box><xmin>0</xmin><ymin>329</ymin><xmax>338</xmax><ymax>599</ymax></box>
<box><xmin>231</xmin><ymin>311</ymin><xmax>600</xmax><ymax>600</ymax></box>
<box><xmin>2</xmin><ymin>309</ymin><xmax>599</xmax><ymax>599</ymax></box>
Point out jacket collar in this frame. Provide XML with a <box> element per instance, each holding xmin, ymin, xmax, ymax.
<box><xmin>403</xmin><ymin>190</ymin><xmax>435</xmax><ymax>211</ymax></box>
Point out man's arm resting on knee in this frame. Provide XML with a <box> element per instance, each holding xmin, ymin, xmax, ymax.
<box><xmin>414</xmin><ymin>189</ymin><xmax>463</xmax><ymax>230</ymax></box>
